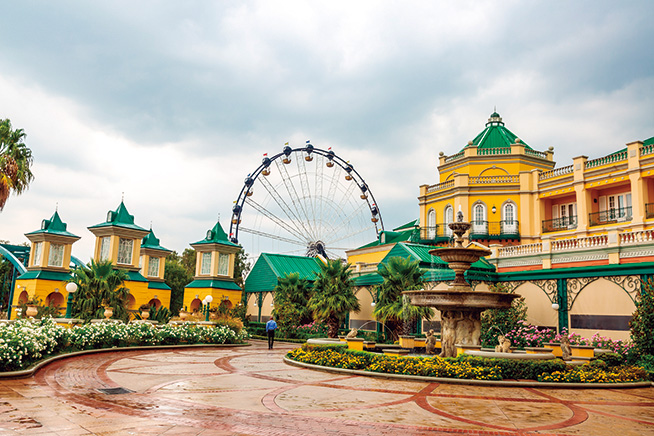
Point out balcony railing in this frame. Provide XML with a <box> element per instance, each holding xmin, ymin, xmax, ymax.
<box><xmin>542</xmin><ymin>216</ymin><xmax>578</xmax><ymax>233</ymax></box>
<box><xmin>646</xmin><ymin>203</ymin><xmax>654</xmax><ymax>219</ymax></box>
<box><xmin>469</xmin><ymin>220</ymin><xmax>520</xmax><ymax>240</ymax></box>
<box><xmin>415</xmin><ymin>224</ymin><xmax>454</xmax><ymax>243</ymax></box>
<box><xmin>589</xmin><ymin>207</ymin><xmax>632</xmax><ymax>226</ymax></box>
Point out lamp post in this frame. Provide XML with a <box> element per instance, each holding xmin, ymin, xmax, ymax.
<box><xmin>64</xmin><ymin>282</ymin><xmax>78</xmax><ymax>318</ymax></box>
<box><xmin>204</xmin><ymin>294</ymin><xmax>213</xmax><ymax>321</ymax></box>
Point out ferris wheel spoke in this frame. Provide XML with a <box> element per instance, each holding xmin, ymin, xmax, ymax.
<box><xmin>245</xmin><ymin>198</ymin><xmax>308</xmax><ymax>242</ymax></box>
<box><xmin>326</xmin><ymin>225</ymin><xmax>375</xmax><ymax>246</ymax></box>
<box><xmin>324</xmin><ymin>203</ymin><xmax>373</xmax><ymax>244</ymax></box>
<box><xmin>275</xmin><ymin>158</ymin><xmax>317</xmax><ymax>240</ymax></box>
<box><xmin>296</xmin><ymin>154</ymin><xmax>319</xmax><ymax>241</ymax></box>
<box><xmin>239</xmin><ymin>227</ymin><xmax>307</xmax><ymax>247</ymax></box>
<box><xmin>322</xmin><ymin>180</ymin><xmax>358</xmax><ymax>230</ymax></box>
<box><xmin>315</xmin><ymin>154</ymin><xmax>324</xmax><ymax>230</ymax></box>
<box><xmin>257</xmin><ymin>175</ymin><xmax>309</xmax><ymax>236</ymax></box>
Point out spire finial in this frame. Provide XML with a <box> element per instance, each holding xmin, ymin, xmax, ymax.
<box><xmin>150</xmin><ymin>220</ymin><xmax>153</xmax><ymax>230</ymax></box>
<box><xmin>121</xmin><ymin>192</ymin><xmax>125</xmax><ymax>202</ymax></box>
<box><xmin>217</xmin><ymin>213</ymin><xmax>221</xmax><ymax>222</ymax></box>
<box><xmin>494</xmin><ymin>105</ymin><xmax>496</xmax><ymax>112</ymax></box>
<box><xmin>55</xmin><ymin>202</ymin><xmax>58</xmax><ymax>212</ymax></box>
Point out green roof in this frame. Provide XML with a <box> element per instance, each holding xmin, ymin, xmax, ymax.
<box><xmin>244</xmin><ymin>253</ymin><xmax>323</xmax><ymax>293</ymax></box>
<box><xmin>148</xmin><ymin>281</ymin><xmax>171</xmax><ymax>290</ymax></box>
<box><xmin>141</xmin><ymin>229</ymin><xmax>171</xmax><ymax>253</ymax></box>
<box><xmin>353</xmin><ymin>242</ymin><xmax>498</xmax><ymax>286</ymax></box>
<box><xmin>192</xmin><ymin>220</ymin><xmax>239</xmax><ymax>248</ymax></box>
<box><xmin>17</xmin><ymin>270</ymin><xmax>72</xmax><ymax>281</ymax></box>
<box><xmin>380</xmin><ymin>242</ymin><xmax>495</xmax><ymax>272</ymax></box>
<box><xmin>186</xmin><ymin>278</ymin><xmax>242</xmax><ymax>291</ymax></box>
<box><xmin>467</xmin><ymin>111</ymin><xmax>534</xmax><ymax>151</ymax></box>
<box><xmin>125</xmin><ymin>270</ymin><xmax>148</xmax><ymax>282</ymax></box>
<box><xmin>643</xmin><ymin>136</ymin><xmax>654</xmax><ymax>146</ymax></box>
<box><xmin>356</xmin><ymin>229</ymin><xmax>417</xmax><ymax>249</ymax></box>
<box><xmin>25</xmin><ymin>211</ymin><xmax>79</xmax><ymax>239</ymax></box>
<box><xmin>88</xmin><ymin>201</ymin><xmax>148</xmax><ymax>232</ymax></box>
<box><xmin>393</xmin><ymin>220</ymin><xmax>418</xmax><ymax>231</ymax></box>
<box><xmin>352</xmin><ymin>272</ymin><xmax>384</xmax><ymax>287</ymax></box>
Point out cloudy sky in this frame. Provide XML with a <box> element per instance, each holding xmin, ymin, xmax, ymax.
<box><xmin>1</xmin><ymin>1</ymin><xmax>653</xmax><ymax>263</ymax></box>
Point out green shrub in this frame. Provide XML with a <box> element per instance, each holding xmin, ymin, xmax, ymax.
<box><xmin>456</xmin><ymin>354</ymin><xmax>567</xmax><ymax>380</ymax></box>
<box><xmin>636</xmin><ymin>354</ymin><xmax>654</xmax><ymax>381</ymax></box>
<box><xmin>596</xmin><ymin>352</ymin><xmax>625</xmax><ymax>367</ymax></box>
<box><xmin>301</xmin><ymin>342</ymin><xmax>348</xmax><ymax>352</ymax></box>
<box><xmin>480</xmin><ymin>284</ymin><xmax>527</xmax><ymax>347</ymax></box>
<box><xmin>631</xmin><ymin>279</ymin><xmax>654</xmax><ymax>356</ymax></box>
<box><xmin>248</xmin><ymin>322</ymin><xmax>266</xmax><ymax>336</ymax></box>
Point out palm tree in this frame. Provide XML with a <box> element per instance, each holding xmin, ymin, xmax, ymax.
<box><xmin>307</xmin><ymin>259</ymin><xmax>360</xmax><ymax>338</ymax></box>
<box><xmin>273</xmin><ymin>273</ymin><xmax>313</xmax><ymax>336</ymax></box>
<box><xmin>374</xmin><ymin>256</ymin><xmax>434</xmax><ymax>340</ymax></box>
<box><xmin>69</xmin><ymin>259</ymin><xmax>130</xmax><ymax>320</ymax></box>
<box><xmin>0</xmin><ymin>119</ymin><xmax>34</xmax><ymax>210</ymax></box>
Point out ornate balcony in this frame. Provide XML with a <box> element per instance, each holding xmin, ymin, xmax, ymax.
<box><xmin>542</xmin><ymin>216</ymin><xmax>578</xmax><ymax>233</ymax></box>
<box><xmin>469</xmin><ymin>220</ymin><xmax>520</xmax><ymax>240</ymax></box>
<box><xmin>646</xmin><ymin>203</ymin><xmax>654</xmax><ymax>219</ymax></box>
<box><xmin>589</xmin><ymin>207</ymin><xmax>632</xmax><ymax>226</ymax></box>
<box><xmin>415</xmin><ymin>225</ymin><xmax>454</xmax><ymax>244</ymax></box>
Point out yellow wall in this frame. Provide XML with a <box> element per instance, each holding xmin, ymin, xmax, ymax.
<box><xmin>182</xmin><ymin>287</ymin><xmax>242</xmax><ymax>313</ymax></box>
<box><xmin>347</xmin><ymin>245</ymin><xmax>393</xmax><ymax>266</ymax></box>
<box><xmin>11</xmin><ymin>278</ymin><xmax>69</xmax><ymax>318</ymax></box>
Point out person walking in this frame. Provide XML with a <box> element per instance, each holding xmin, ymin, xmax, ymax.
<box><xmin>265</xmin><ymin>316</ymin><xmax>278</xmax><ymax>349</ymax></box>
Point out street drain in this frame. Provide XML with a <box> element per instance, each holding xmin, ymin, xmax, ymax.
<box><xmin>97</xmin><ymin>387</ymin><xmax>134</xmax><ymax>395</ymax></box>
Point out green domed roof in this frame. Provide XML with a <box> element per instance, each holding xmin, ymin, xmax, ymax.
<box><xmin>466</xmin><ymin>111</ymin><xmax>534</xmax><ymax>151</ymax></box>
<box><xmin>141</xmin><ymin>229</ymin><xmax>171</xmax><ymax>253</ymax></box>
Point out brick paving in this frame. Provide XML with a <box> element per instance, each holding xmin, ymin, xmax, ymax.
<box><xmin>0</xmin><ymin>340</ymin><xmax>653</xmax><ymax>435</ymax></box>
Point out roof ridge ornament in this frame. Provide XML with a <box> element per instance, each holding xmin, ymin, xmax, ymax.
<box><xmin>486</xmin><ymin>109</ymin><xmax>504</xmax><ymax>126</ymax></box>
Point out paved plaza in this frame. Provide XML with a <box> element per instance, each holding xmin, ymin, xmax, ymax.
<box><xmin>0</xmin><ymin>340</ymin><xmax>653</xmax><ymax>435</ymax></box>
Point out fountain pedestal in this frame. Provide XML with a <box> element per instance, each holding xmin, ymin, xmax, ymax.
<box><xmin>403</xmin><ymin>221</ymin><xmax>519</xmax><ymax>357</ymax></box>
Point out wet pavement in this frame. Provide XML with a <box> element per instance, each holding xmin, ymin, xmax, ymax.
<box><xmin>0</xmin><ymin>340</ymin><xmax>653</xmax><ymax>435</ymax></box>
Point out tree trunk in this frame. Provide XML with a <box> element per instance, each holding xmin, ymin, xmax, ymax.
<box><xmin>327</xmin><ymin>317</ymin><xmax>339</xmax><ymax>338</ymax></box>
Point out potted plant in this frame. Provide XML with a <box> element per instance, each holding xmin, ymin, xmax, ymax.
<box><xmin>139</xmin><ymin>304</ymin><xmax>151</xmax><ymax>320</ymax></box>
<box><xmin>103</xmin><ymin>302</ymin><xmax>114</xmax><ymax>319</ymax></box>
<box><xmin>179</xmin><ymin>307</ymin><xmax>189</xmax><ymax>320</ymax></box>
<box><xmin>25</xmin><ymin>295</ymin><xmax>41</xmax><ymax>318</ymax></box>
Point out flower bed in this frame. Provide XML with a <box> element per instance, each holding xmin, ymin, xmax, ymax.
<box><xmin>503</xmin><ymin>321</ymin><xmax>634</xmax><ymax>357</ymax></box>
<box><xmin>286</xmin><ymin>344</ymin><xmax>649</xmax><ymax>384</ymax></box>
<box><xmin>539</xmin><ymin>364</ymin><xmax>647</xmax><ymax>383</ymax></box>
<box><xmin>0</xmin><ymin>318</ymin><xmax>247</xmax><ymax>372</ymax></box>
<box><xmin>288</xmin><ymin>345</ymin><xmax>501</xmax><ymax>380</ymax></box>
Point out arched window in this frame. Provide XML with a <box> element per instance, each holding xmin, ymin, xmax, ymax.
<box><xmin>427</xmin><ymin>209</ymin><xmax>436</xmax><ymax>239</ymax></box>
<box><xmin>474</xmin><ymin>203</ymin><xmax>486</xmax><ymax>222</ymax></box>
<box><xmin>503</xmin><ymin>202</ymin><xmax>518</xmax><ymax>234</ymax></box>
<box><xmin>444</xmin><ymin>205</ymin><xmax>453</xmax><ymax>236</ymax></box>
<box><xmin>472</xmin><ymin>203</ymin><xmax>487</xmax><ymax>235</ymax></box>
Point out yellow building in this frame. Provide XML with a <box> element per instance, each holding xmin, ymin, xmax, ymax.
<box><xmin>88</xmin><ymin>201</ymin><xmax>171</xmax><ymax>310</ymax></box>
<box><xmin>346</xmin><ymin>111</ymin><xmax>654</xmax><ymax>340</ymax></box>
<box><xmin>418</xmin><ymin>111</ymin><xmax>555</xmax><ymax>246</ymax></box>
<box><xmin>139</xmin><ymin>229</ymin><xmax>172</xmax><ymax>308</ymax></box>
<box><xmin>12</xmin><ymin>210</ymin><xmax>80</xmax><ymax>317</ymax></box>
<box><xmin>182</xmin><ymin>220</ymin><xmax>243</xmax><ymax>313</ymax></box>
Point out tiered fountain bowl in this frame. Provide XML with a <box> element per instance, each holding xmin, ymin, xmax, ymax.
<box><xmin>403</xmin><ymin>221</ymin><xmax>520</xmax><ymax>357</ymax></box>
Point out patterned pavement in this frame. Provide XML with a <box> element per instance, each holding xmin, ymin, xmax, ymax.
<box><xmin>0</xmin><ymin>340</ymin><xmax>653</xmax><ymax>435</ymax></box>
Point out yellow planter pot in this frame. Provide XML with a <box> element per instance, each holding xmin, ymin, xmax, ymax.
<box><xmin>346</xmin><ymin>338</ymin><xmax>364</xmax><ymax>351</ymax></box>
<box><xmin>399</xmin><ymin>336</ymin><xmax>415</xmax><ymax>349</ymax></box>
<box><xmin>571</xmin><ymin>345</ymin><xmax>595</xmax><ymax>358</ymax></box>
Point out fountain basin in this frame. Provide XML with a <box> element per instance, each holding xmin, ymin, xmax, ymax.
<box><xmin>403</xmin><ymin>290</ymin><xmax>520</xmax><ymax>310</ymax></box>
<box><xmin>431</xmin><ymin>247</ymin><xmax>491</xmax><ymax>264</ymax></box>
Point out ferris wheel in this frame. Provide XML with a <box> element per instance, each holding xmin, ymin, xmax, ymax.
<box><xmin>229</xmin><ymin>141</ymin><xmax>384</xmax><ymax>259</ymax></box>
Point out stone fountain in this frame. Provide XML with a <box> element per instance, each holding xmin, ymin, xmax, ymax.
<box><xmin>403</xmin><ymin>212</ymin><xmax>520</xmax><ymax>357</ymax></box>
